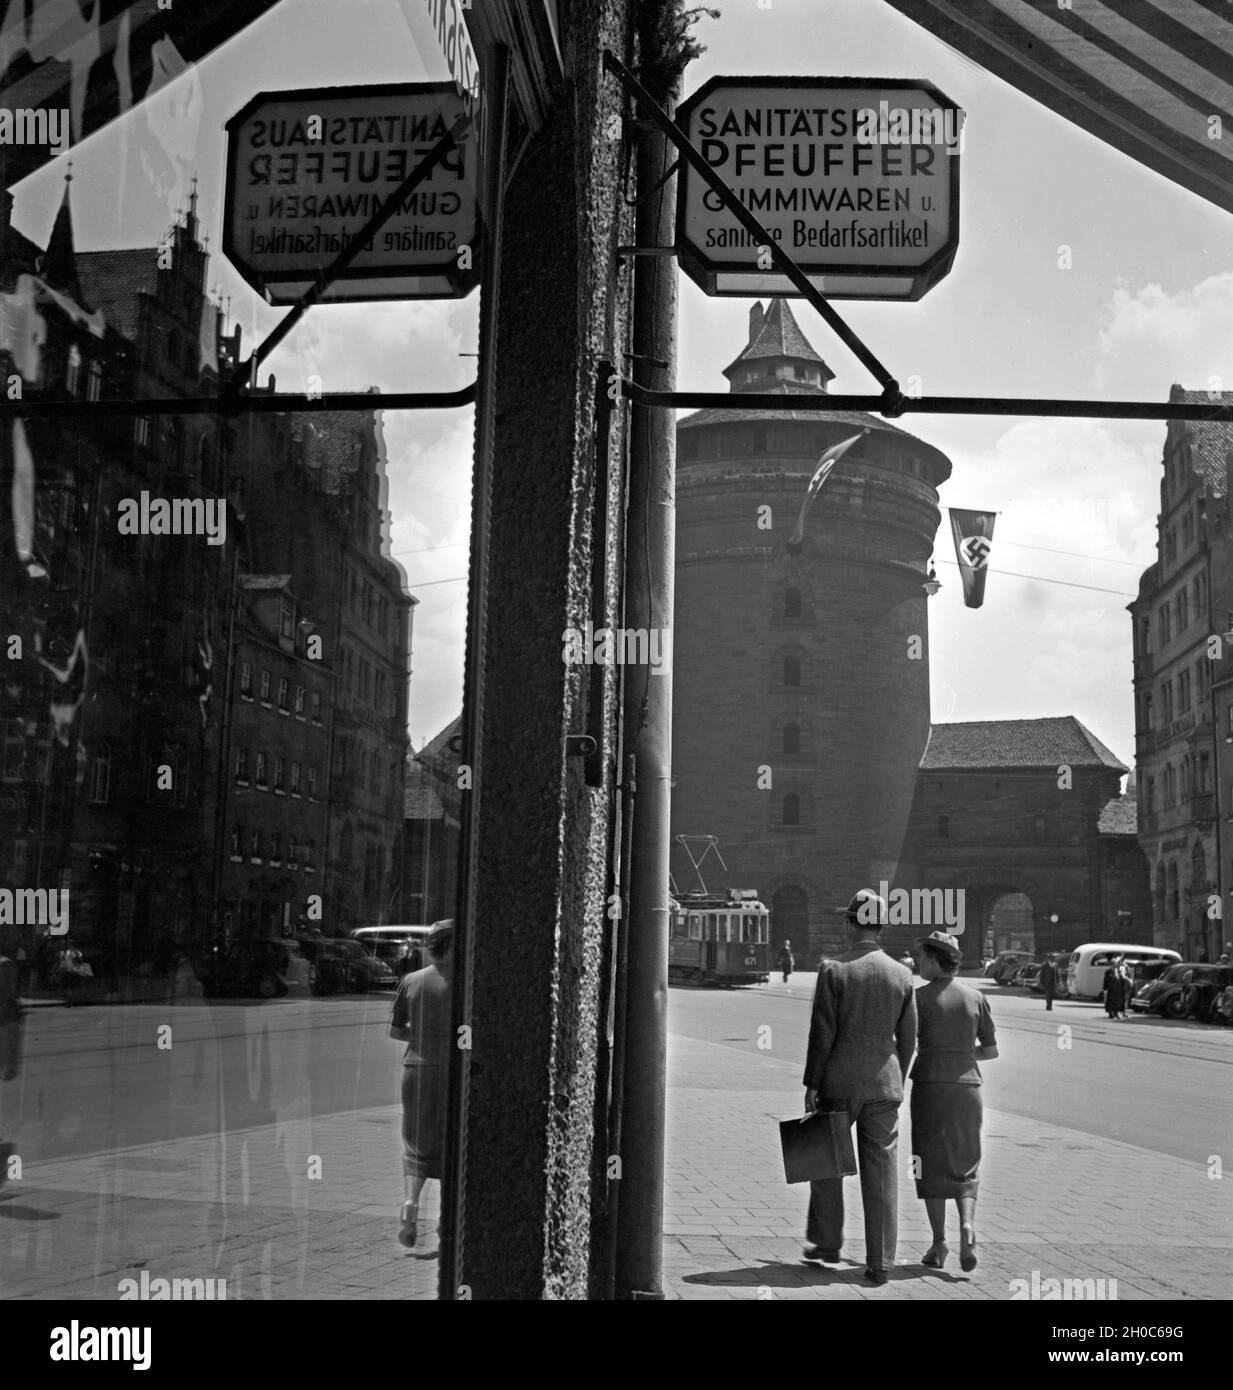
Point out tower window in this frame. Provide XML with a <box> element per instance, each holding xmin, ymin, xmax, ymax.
<box><xmin>783</xmin><ymin>654</ymin><xmax>800</xmax><ymax>687</ymax></box>
<box><xmin>783</xmin><ymin>722</ymin><xmax>801</xmax><ymax>755</ymax></box>
<box><xmin>784</xmin><ymin>587</ymin><xmax>802</xmax><ymax>619</ymax></box>
<box><xmin>782</xmin><ymin>793</ymin><xmax>800</xmax><ymax>826</ymax></box>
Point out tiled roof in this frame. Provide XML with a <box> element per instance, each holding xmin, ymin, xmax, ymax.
<box><xmin>76</xmin><ymin>248</ymin><xmax>158</xmax><ymax>337</ymax></box>
<box><xmin>404</xmin><ymin>780</ymin><xmax>446</xmax><ymax>820</ymax></box>
<box><xmin>1170</xmin><ymin>385</ymin><xmax>1233</xmax><ymax>497</ymax></box>
<box><xmin>295</xmin><ymin>407</ymin><xmax>377</xmax><ymax>494</ymax></box>
<box><xmin>725</xmin><ymin>298</ymin><xmax>828</xmax><ymax>371</ymax></box>
<box><xmin>418</xmin><ymin>714</ymin><xmax>461</xmax><ymax>765</ymax></box>
<box><xmin>920</xmin><ymin>717</ymin><xmax>1127</xmax><ymax>772</ymax></box>
<box><xmin>678</xmin><ymin>397</ymin><xmax>916</xmax><ymax>438</ymax></box>
<box><xmin>1098</xmin><ymin>795</ymin><xmax>1137</xmax><ymax>835</ymax></box>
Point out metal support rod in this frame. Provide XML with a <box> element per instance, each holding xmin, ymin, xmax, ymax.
<box><xmin>618</xmin><ymin>381</ymin><xmax>1233</xmax><ymax>424</ymax></box>
<box><xmin>226</xmin><ymin>112</ymin><xmax>473</xmax><ymax>393</ymax></box>
<box><xmin>602</xmin><ymin>48</ymin><xmax>899</xmax><ymax>396</ymax></box>
<box><xmin>0</xmin><ymin>385</ymin><xmax>476</xmax><ymax>420</ymax></box>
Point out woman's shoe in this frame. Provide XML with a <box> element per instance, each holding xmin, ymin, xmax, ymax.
<box><xmin>959</xmin><ymin>1226</ymin><xmax>977</xmax><ymax>1271</ymax></box>
<box><xmin>922</xmin><ymin>1241</ymin><xmax>949</xmax><ymax>1268</ymax></box>
<box><xmin>398</xmin><ymin>1202</ymin><xmax>418</xmax><ymax>1249</ymax></box>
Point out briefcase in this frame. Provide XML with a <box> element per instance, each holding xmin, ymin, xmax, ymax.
<box><xmin>778</xmin><ymin>1107</ymin><xmax>857</xmax><ymax>1184</ymax></box>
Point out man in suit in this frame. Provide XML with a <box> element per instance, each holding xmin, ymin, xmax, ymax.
<box><xmin>1038</xmin><ymin>954</ymin><xmax>1058</xmax><ymax>1011</ymax></box>
<box><xmin>802</xmin><ymin>889</ymin><xmax>918</xmax><ymax>1285</ymax></box>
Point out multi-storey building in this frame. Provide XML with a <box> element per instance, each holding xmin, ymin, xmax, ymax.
<box><xmin>0</xmin><ymin>180</ymin><xmax>412</xmax><ymax>979</ymax></box>
<box><xmin>218</xmin><ymin>576</ymin><xmax>330</xmax><ymax>939</ymax></box>
<box><xmin>1130</xmin><ymin>387</ymin><xmax>1233</xmax><ymax>959</ymax></box>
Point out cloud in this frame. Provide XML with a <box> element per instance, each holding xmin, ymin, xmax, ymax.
<box><xmin>1094</xmin><ymin>273</ymin><xmax>1233</xmax><ymax>399</ymax></box>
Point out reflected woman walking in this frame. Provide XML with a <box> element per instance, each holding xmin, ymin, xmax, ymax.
<box><xmin>909</xmin><ymin>931</ymin><xmax>998</xmax><ymax>1273</ymax></box>
<box><xmin>388</xmin><ymin>920</ymin><xmax>453</xmax><ymax>1254</ymax></box>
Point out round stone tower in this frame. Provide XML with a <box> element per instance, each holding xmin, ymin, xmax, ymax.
<box><xmin>671</xmin><ymin>299</ymin><xmax>953</xmax><ymax>963</ymax></box>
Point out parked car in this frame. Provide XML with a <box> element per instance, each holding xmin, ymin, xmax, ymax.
<box><xmin>349</xmin><ymin>926</ymin><xmax>433</xmax><ymax>977</ymax></box>
<box><xmin>1131</xmin><ymin>963</ymin><xmax>1233</xmax><ymax>1020</ymax></box>
<box><xmin>301</xmin><ymin>937</ymin><xmax>396</xmax><ymax>994</ymax></box>
<box><xmin>1011</xmin><ymin>962</ymin><xmax>1039</xmax><ymax>988</ymax></box>
<box><xmin>988</xmin><ymin>951</ymin><xmax>1030</xmax><ymax>984</ymax></box>
<box><xmin>199</xmin><ymin>938</ymin><xmax>310</xmax><ymax>999</ymax></box>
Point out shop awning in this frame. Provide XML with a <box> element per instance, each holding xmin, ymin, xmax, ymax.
<box><xmin>884</xmin><ymin>0</ymin><xmax>1233</xmax><ymax>215</ymax></box>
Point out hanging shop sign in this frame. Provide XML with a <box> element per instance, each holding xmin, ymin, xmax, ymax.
<box><xmin>676</xmin><ymin>76</ymin><xmax>962</xmax><ymax>301</ymax></box>
<box><xmin>223</xmin><ymin>82</ymin><xmax>479</xmax><ymax>304</ymax></box>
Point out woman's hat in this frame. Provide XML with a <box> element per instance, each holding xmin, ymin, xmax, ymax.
<box><xmin>914</xmin><ymin>930</ymin><xmax>962</xmax><ymax>965</ymax></box>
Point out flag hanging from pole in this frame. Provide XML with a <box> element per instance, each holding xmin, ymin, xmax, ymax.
<box><xmin>786</xmin><ymin>429</ymin><xmax>868</xmax><ymax>552</ymax></box>
<box><xmin>949</xmin><ymin>508</ymin><xmax>997</xmax><ymax>608</ymax></box>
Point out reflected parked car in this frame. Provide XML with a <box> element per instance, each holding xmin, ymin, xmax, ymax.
<box><xmin>199</xmin><ymin>938</ymin><xmax>310</xmax><ymax>999</ymax></box>
<box><xmin>1131</xmin><ymin>963</ymin><xmax>1233</xmax><ymax>1019</ymax></box>
<box><xmin>301</xmin><ymin>937</ymin><xmax>396</xmax><ymax>994</ymax></box>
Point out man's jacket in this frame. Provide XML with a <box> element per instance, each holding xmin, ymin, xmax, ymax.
<box><xmin>803</xmin><ymin>941</ymin><xmax>918</xmax><ymax>1101</ymax></box>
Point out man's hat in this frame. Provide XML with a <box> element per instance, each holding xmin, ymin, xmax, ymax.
<box><xmin>843</xmin><ymin>889</ymin><xmax>887</xmax><ymax>927</ymax></box>
<box><xmin>914</xmin><ymin>930</ymin><xmax>962</xmax><ymax>965</ymax></box>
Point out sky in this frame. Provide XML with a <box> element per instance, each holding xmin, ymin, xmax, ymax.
<box><xmin>12</xmin><ymin>0</ymin><xmax>1233</xmax><ymax>766</ymax></box>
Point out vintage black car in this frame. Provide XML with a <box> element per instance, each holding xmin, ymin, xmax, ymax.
<box><xmin>1130</xmin><ymin>963</ymin><xmax>1233</xmax><ymax>1020</ymax></box>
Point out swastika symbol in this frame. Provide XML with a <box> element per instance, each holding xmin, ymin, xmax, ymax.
<box><xmin>961</xmin><ymin>536</ymin><xmax>991</xmax><ymax>569</ymax></box>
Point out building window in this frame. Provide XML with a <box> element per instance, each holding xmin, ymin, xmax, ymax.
<box><xmin>235</xmin><ymin>746</ymin><xmax>249</xmax><ymax>782</ymax></box>
<box><xmin>255</xmin><ymin>751</ymin><xmax>268</xmax><ymax>786</ymax></box>
<box><xmin>270</xmin><ymin>832</ymin><xmax>282</xmax><ymax>866</ymax></box>
<box><xmin>307</xmin><ymin>766</ymin><xmax>318</xmax><ymax>799</ymax></box>
<box><xmin>88</xmin><ymin>742</ymin><xmax>111</xmax><ymax>804</ymax></box>
<box><xmin>87</xmin><ymin>359</ymin><xmax>102</xmax><ymax>402</ymax></box>
<box><xmin>1167</xmin><ymin>861</ymin><xmax>1179</xmax><ymax>918</ymax></box>
<box><xmin>259</xmin><ymin>669</ymin><xmax>271</xmax><ymax>704</ymax></box>
<box><xmin>240</xmin><ymin>661</ymin><xmax>253</xmax><ymax>699</ymax></box>
<box><xmin>783</xmin><ymin>654</ymin><xmax>801</xmax><ymax>687</ymax></box>
<box><xmin>294</xmin><ymin>685</ymin><xmax>305</xmax><ymax>717</ymax></box>
<box><xmin>290</xmin><ymin>762</ymin><xmax>301</xmax><ymax>795</ymax></box>
<box><xmin>134</xmin><ymin>416</ymin><xmax>151</xmax><ymax>449</ymax></box>
<box><xmin>280</xmin><ymin>596</ymin><xmax>295</xmax><ymax>640</ymax></box>
<box><xmin>784</xmin><ymin>587</ymin><xmax>802</xmax><ymax>620</ymax></box>
<box><xmin>1159</xmin><ymin>606</ymin><xmax>1171</xmax><ymax>645</ymax></box>
<box><xmin>783</xmin><ymin>722</ymin><xmax>800</xmax><ymax>755</ymax></box>
<box><xmin>311</xmin><ymin>690</ymin><xmax>322</xmax><ymax>723</ymax></box>
<box><xmin>65</xmin><ymin>343</ymin><xmax>81</xmax><ymax>394</ymax></box>
<box><xmin>273</xmin><ymin>756</ymin><xmax>285</xmax><ymax>792</ymax></box>
<box><xmin>1161</xmin><ymin>681</ymin><xmax>1173</xmax><ymax>726</ymax></box>
<box><xmin>231</xmin><ymin>825</ymin><xmax>243</xmax><ymax>859</ymax></box>
<box><xmin>782</xmin><ymin>793</ymin><xmax>800</xmax><ymax>826</ymax></box>
<box><xmin>1178</xmin><ymin>669</ymin><xmax>1191</xmax><ymax>711</ymax></box>
<box><xmin>278</xmin><ymin>677</ymin><xmax>289</xmax><ymax>712</ymax></box>
<box><xmin>1145</xmin><ymin>777</ymin><xmax>1155</xmax><ymax>811</ymax></box>
<box><xmin>250</xmin><ymin>829</ymin><xmax>262</xmax><ymax>862</ymax></box>
<box><xmin>1199</xmin><ymin>752</ymin><xmax>1211</xmax><ymax>794</ymax></box>
<box><xmin>305</xmin><ymin>838</ymin><xmax>316</xmax><ymax>871</ymax></box>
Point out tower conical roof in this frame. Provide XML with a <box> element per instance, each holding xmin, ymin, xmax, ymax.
<box><xmin>41</xmin><ymin>168</ymin><xmax>82</xmax><ymax>303</ymax></box>
<box><xmin>722</xmin><ymin>298</ymin><xmax>834</xmax><ymax>387</ymax></box>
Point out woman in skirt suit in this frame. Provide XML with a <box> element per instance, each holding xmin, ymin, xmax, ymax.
<box><xmin>909</xmin><ymin>931</ymin><xmax>998</xmax><ymax>1272</ymax></box>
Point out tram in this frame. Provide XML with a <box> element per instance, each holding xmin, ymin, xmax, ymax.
<box><xmin>669</xmin><ymin>888</ymin><xmax>771</xmax><ymax>986</ymax></box>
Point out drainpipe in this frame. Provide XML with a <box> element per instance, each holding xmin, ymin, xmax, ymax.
<box><xmin>613</xmin><ymin>39</ymin><xmax>678</xmax><ymax>1303</ymax></box>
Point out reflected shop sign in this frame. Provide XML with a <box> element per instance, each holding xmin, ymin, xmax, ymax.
<box><xmin>676</xmin><ymin>76</ymin><xmax>963</xmax><ymax>301</ymax></box>
<box><xmin>222</xmin><ymin>82</ymin><xmax>479</xmax><ymax>303</ymax></box>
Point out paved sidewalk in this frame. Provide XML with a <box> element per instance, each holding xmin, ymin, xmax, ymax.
<box><xmin>1</xmin><ymin>1015</ymin><xmax>1229</xmax><ymax>1300</ymax></box>
<box><xmin>662</xmin><ymin>1033</ymin><xmax>1232</xmax><ymax>1300</ymax></box>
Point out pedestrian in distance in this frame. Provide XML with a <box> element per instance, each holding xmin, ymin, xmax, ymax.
<box><xmin>776</xmin><ymin>939</ymin><xmax>795</xmax><ymax>982</ymax></box>
<box><xmin>801</xmin><ymin>890</ymin><xmax>917</xmax><ymax>1285</ymax></box>
<box><xmin>1117</xmin><ymin>958</ymin><xmax>1134</xmax><ymax>1019</ymax></box>
<box><xmin>1038</xmin><ymin>954</ymin><xmax>1058</xmax><ymax>1011</ymax></box>
<box><xmin>1101</xmin><ymin>957</ymin><xmax>1123</xmax><ymax>1019</ymax></box>
<box><xmin>0</xmin><ymin>927</ymin><xmax>22</xmax><ymax>1192</ymax></box>
<box><xmin>909</xmin><ymin>932</ymin><xmax>997</xmax><ymax>1273</ymax></box>
<box><xmin>388</xmin><ymin>919</ymin><xmax>453</xmax><ymax>1255</ymax></box>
